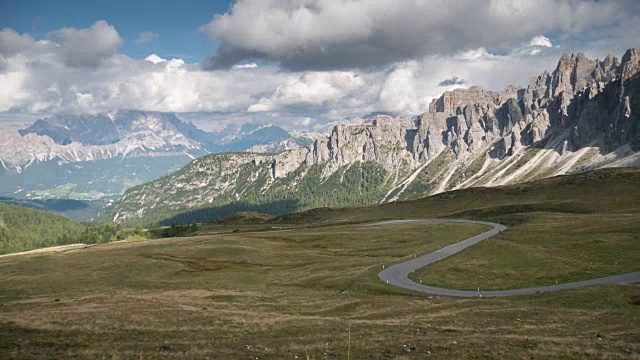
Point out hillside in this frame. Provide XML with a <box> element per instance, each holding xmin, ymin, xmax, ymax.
<box><xmin>1</xmin><ymin>166</ymin><xmax>638</xmax><ymax>358</ymax></box>
<box><xmin>0</xmin><ymin>203</ymin><xmax>89</xmax><ymax>254</ymax></box>
<box><xmin>112</xmin><ymin>158</ymin><xmax>388</xmax><ymax>225</ymax></box>
<box><xmin>0</xmin><ymin>203</ymin><xmax>140</xmax><ymax>254</ymax></box>
<box><xmin>275</xmin><ymin>166</ymin><xmax>640</xmax><ymax>224</ymax></box>
<box><xmin>108</xmin><ymin>49</ymin><xmax>640</xmax><ymax>225</ymax></box>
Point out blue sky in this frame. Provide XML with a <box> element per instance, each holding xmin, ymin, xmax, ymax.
<box><xmin>0</xmin><ymin>0</ymin><xmax>229</xmax><ymax>61</ymax></box>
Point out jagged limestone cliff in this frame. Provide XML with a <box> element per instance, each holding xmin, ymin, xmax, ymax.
<box><xmin>108</xmin><ymin>49</ymin><xmax>640</xmax><ymax>224</ymax></box>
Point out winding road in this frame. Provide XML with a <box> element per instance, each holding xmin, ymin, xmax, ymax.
<box><xmin>374</xmin><ymin>219</ymin><xmax>640</xmax><ymax>297</ymax></box>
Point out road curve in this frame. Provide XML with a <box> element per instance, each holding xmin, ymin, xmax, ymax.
<box><xmin>374</xmin><ymin>219</ymin><xmax>640</xmax><ymax>297</ymax></box>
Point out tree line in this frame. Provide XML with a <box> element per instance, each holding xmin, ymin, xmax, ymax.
<box><xmin>0</xmin><ymin>203</ymin><xmax>146</xmax><ymax>254</ymax></box>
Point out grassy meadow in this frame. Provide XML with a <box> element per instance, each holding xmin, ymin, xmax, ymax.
<box><xmin>0</xmin><ymin>167</ymin><xmax>639</xmax><ymax>358</ymax></box>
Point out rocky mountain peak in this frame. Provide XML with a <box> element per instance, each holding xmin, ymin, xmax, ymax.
<box><xmin>602</xmin><ymin>53</ymin><xmax>620</xmax><ymax>71</ymax></box>
<box><xmin>428</xmin><ymin>86</ymin><xmax>522</xmax><ymax>116</ymax></box>
<box><xmin>18</xmin><ymin>110</ymin><xmax>197</xmax><ymax>147</ymax></box>
<box><xmin>620</xmin><ymin>48</ymin><xmax>640</xmax><ymax>84</ymax></box>
<box><xmin>549</xmin><ymin>51</ymin><xmax>619</xmax><ymax>98</ymax></box>
<box><xmin>19</xmin><ymin>113</ymin><xmax>119</xmax><ymax>146</ymax></box>
<box><xmin>0</xmin><ymin>110</ymin><xmax>296</xmax><ymax>176</ymax></box>
<box><xmin>621</xmin><ymin>48</ymin><xmax>640</xmax><ymax>63</ymax></box>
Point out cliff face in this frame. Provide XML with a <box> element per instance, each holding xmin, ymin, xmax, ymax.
<box><xmin>307</xmin><ymin>48</ymin><xmax>637</xmax><ymax>174</ymax></box>
<box><xmin>108</xmin><ymin>49</ymin><xmax>640</xmax><ymax>224</ymax></box>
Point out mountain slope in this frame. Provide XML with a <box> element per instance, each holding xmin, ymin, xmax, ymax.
<box><xmin>276</xmin><ymin>166</ymin><xmax>640</xmax><ymax>225</ymax></box>
<box><xmin>0</xmin><ymin>203</ymin><xmax>107</xmax><ymax>254</ymax></box>
<box><xmin>0</xmin><ymin>203</ymin><xmax>139</xmax><ymax>254</ymax></box>
<box><xmin>108</xmin><ymin>49</ymin><xmax>640</xmax><ymax>224</ymax></box>
<box><xmin>112</xmin><ymin>158</ymin><xmax>388</xmax><ymax>225</ymax></box>
<box><xmin>0</xmin><ymin>203</ymin><xmax>85</xmax><ymax>254</ymax></box>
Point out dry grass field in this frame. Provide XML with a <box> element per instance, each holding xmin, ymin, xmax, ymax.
<box><xmin>1</xmin><ymin>167</ymin><xmax>639</xmax><ymax>359</ymax></box>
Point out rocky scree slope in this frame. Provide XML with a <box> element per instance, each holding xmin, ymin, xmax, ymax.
<box><xmin>108</xmin><ymin>49</ymin><xmax>640</xmax><ymax>224</ymax></box>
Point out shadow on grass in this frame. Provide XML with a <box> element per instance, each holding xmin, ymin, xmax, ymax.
<box><xmin>160</xmin><ymin>199</ymin><xmax>303</xmax><ymax>226</ymax></box>
<box><xmin>444</xmin><ymin>201</ymin><xmax>594</xmax><ymax>220</ymax></box>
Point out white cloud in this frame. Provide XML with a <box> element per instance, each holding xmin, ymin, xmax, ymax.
<box><xmin>0</xmin><ymin>24</ymin><xmax>288</xmax><ymax>115</ymax></box>
<box><xmin>145</xmin><ymin>54</ymin><xmax>166</xmax><ymax>64</ymax></box>
<box><xmin>0</xmin><ymin>29</ymin><xmax>35</xmax><ymax>57</ymax></box>
<box><xmin>248</xmin><ymin>71</ymin><xmax>366</xmax><ymax>112</ymax></box>
<box><xmin>456</xmin><ymin>48</ymin><xmax>493</xmax><ymax>61</ymax></box>
<box><xmin>201</xmin><ymin>0</ymin><xmax>625</xmax><ymax>70</ymax></box>
<box><xmin>232</xmin><ymin>63</ymin><xmax>258</xmax><ymax>69</ymax></box>
<box><xmin>0</xmin><ymin>66</ymin><xmax>29</xmax><ymax>112</ymax></box>
<box><xmin>510</xmin><ymin>35</ymin><xmax>556</xmax><ymax>55</ymax></box>
<box><xmin>54</xmin><ymin>20</ymin><xmax>123</xmax><ymax>67</ymax></box>
<box><xmin>0</xmin><ymin>13</ymin><xmax>637</xmax><ymax>132</ymax></box>
<box><xmin>379</xmin><ymin>63</ymin><xmax>426</xmax><ymax>114</ymax></box>
<box><xmin>528</xmin><ymin>35</ymin><xmax>553</xmax><ymax>48</ymax></box>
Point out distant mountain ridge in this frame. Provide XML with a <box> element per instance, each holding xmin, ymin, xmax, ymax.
<box><xmin>246</xmin><ymin>133</ymin><xmax>318</xmax><ymax>153</ymax></box>
<box><xmin>3</xmin><ymin>111</ymin><xmax>204</xmax><ymax>171</ymax></box>
<box><xmin>19</xmin><ymin>111</ymin><xmax>205</xmax><ymax>146</ymax></box>
<box><xmin>0</xmin><ymin>111</ymin><xmax>292</xmax><ymax>200</ymax></box>
<box><xmin>107</xmin><ymin>48</ymin><xmax>640</xmax><ymax>224</ymax></box>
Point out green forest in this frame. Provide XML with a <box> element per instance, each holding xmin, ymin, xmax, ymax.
<box><xmin>0</xmin><ymin>203</ymin><xmax>144</xmax><ymax>254</ymax></box>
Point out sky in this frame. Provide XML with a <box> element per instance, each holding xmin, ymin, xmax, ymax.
<box><xmin>1</xmin><ymin>0</ymin><xmax>639</xmax><ymax>131</ymax></box>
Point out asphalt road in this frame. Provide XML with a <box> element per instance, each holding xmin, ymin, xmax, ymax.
<box><xmin>374</xmin><ymin>219</ymin><xmax>640</xmax><ymax>297</ymax></box>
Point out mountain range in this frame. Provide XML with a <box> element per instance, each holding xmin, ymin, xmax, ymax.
<box><xmin>107</xmin><ymin>48</ymin><xmax>640</xmax><ymax>225</ymax></box>
<box><xmin>0</xmin><ymin>111</ymin><xmax>298</xmax><ymax>204</ymax></box>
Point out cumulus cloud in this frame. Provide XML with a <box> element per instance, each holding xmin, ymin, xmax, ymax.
<box><xmin>0</xmin><ymin>29</ymin><xmax>35</xmax><ymax>57</ymax></box>
<box><xmin>0</xmin><ymin>23</ymin><xmax>288</xmax><ymax>115</ymax></box>
<box><xmin>248</xmin><ymin>71</ymin><xmax>367</xmax><ymax>112</ymax></box>
<box><xmin>378</xmin><ymin>63</ymin><xmax>428</xmax><ymax>114</ymax></box>
<box><xmin>54</xmin><ymin>20</ymin><xmax>123</xmax><ymax>67</ymax></box>
<box><xmin>144</xmin><ymin>54</ymin><xmax>166</xmax><ymax>64</ymax></box>
<box><xmin>511</xmin><ymin>35</ymin><xmax>556</xmax><ymax>55</ymax></box>
<box><xmin>136</xmin><ymin>31</ymin><xmax>159</xmax><ymax>45</ymax></box>
<box><xmin>0</xmin><ymin>11</ymin><xmax>637</xmax><ymax>132</ymax></box>
<box><xmin>201</xmin><ymin>0</ymin><xmax>625</xmax><ymax>70</ymax></box>
<box><xmin>528</xmin><ymin>35</ymin><xmax>553</xmax><ymax>48</ymax></box>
